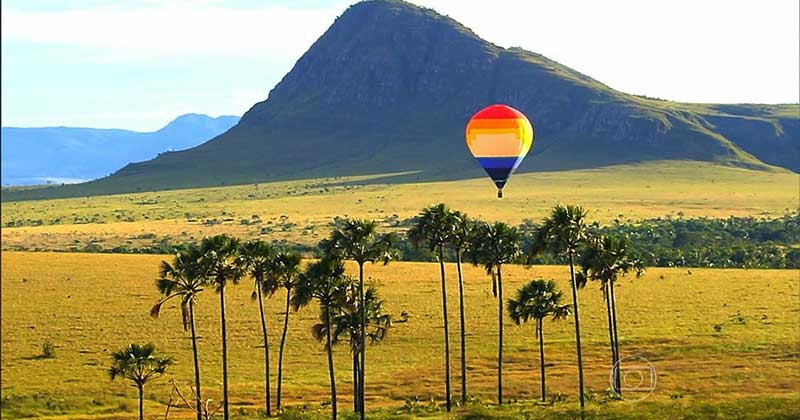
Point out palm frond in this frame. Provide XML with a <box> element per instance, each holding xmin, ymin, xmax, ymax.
<box><xmin>311</xmin><ymin>322</ymin><xmax>327</xmax><ymax>343</ymax></box>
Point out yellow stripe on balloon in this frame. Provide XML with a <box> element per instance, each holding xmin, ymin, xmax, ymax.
<box><xmin>518</xmin><ymin>117</ymin><xmax>533</xmax><ymax>156</ymax></box>
<box><xmin>466</xmin><ymin>133</ymin><xmax>523</xmax><ymax>157</ymax></box>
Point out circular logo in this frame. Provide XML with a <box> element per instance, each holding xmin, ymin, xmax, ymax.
<box><xmin>609</xmin><ymin>354</ymin><xmax>657</xmax><ymax>401</ymax></box>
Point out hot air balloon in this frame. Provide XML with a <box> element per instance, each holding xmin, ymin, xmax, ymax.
<box><xmin>465</xmin><ymin>104</ymin><xmax>534</xmax><ymax>198</ymax></box>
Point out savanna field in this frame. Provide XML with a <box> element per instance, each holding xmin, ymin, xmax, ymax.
<box><xmin>2</xmin><ymin>163</ymin><xmax>799</xmax><ymax>419</ymax></box>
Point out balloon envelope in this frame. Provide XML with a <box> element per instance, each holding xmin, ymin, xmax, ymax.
<box><xmin>465</xmin><ymin>104</ymin><xmax>534</xmax><ymax>196</ymax></box>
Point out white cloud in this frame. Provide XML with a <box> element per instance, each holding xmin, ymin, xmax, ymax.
<box><xmin>1</xmin><ymin>3</ymin><xmax>343</xmax><ymax>60</ymax></box>
<box><xmin>411</xmin><ymin>0</ymin><xmax>800</xmax><ymax>104</ymax></box>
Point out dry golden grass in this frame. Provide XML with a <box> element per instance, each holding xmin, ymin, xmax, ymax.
<box><xmin>1</xmin><ymin>162</ymin><xmax>798</xmax><ymax>418</ymax></box>
<box><xmin>2</xmin><ymin>251</ymin><xmax>798</xmax><ymax>419</ymax></box>
<box><xmin>2</xmin><ymin>162</ymin><xmax>798</xmax><ymax>252</ymax></box>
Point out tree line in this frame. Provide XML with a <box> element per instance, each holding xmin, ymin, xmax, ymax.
<box><xmin>110</xmin><ymin>203</ymin><xmax>648</xmax><ymax>419</ymax></box>
<box><xmin>64</xmin><ymin>213</ymin><xmax>799</xmax><ymax>270</ymax></box>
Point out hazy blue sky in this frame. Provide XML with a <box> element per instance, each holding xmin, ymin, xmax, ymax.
<box><xmin>2</xmin><ymin>0</ymin><xmax>798</xmax><ymax>131</ymax></box>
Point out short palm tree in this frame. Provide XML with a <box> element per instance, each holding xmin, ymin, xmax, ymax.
<box><xmin>470</xmin><ymin>221</ymin><xmax>522</xmax><ymax>405</ymax></box>
<box><xmin>291</xmin><ymin>257</ymin><xmax>351</xmax><ymax>420</ymax></box>
<box><xmin>239</xmin><ymin>240</ymin><xmax>278</xmax><ymax>416</ymax></box>
<box><xmin>530</xmin><ymin>204</ymin><xmax>589</xmax><ymax>408</ymax></box>
<box><xmin>331</xmin><ymin>282</ymin><xmax>392</xmax><ymax>412</ymax></box>
<box><xmin>109</xmin><ymin>343</ymin><xmax>172</xmax><ymax>420</ymax></box>
<box><xmin>507</xmin><ymin>279</ymin><xmax>570</xmax><ymax>401</ymax></box>
<box><xmin>578</xmin><ymin>234</ymin><xmax>644</xmax><ymax>396</ymax></box>
<box><xmin>407</xmin><ymin>203</ymin><xmax>455</xmax><ymax>411</ymax></box>
<box><xmin>270</xmin><ymin>251</ymin><xmax>302</xmax><ymax>411</ymax></box>
<box><xmin>199</xmin><ymin>234</ymin><xmax>243</xmax><ymax>420</ymax></box>
<box><xmin>320</xmin><ymin>219</ymin><xmax>395</xmax><ymax>418</ymax></box>
<box><xmin>448</xmin><ymin>209</ymin><xmax>473</xmax><ymax>403</ymax></box>
<box><xmin>151</xmin><ymin>245</ymin><xmax>206</xmax><ymax>420</ymax></box>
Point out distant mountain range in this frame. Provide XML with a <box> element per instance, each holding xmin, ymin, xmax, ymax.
<box><xmin>1</xmin><ymin>114</ymin><xmax>239</xmax><ymax>186</ymax></box>
<box><xmin>3</xmin><ymin>0</ymin><xmax>797</xmax><ymax>201</ymax></box>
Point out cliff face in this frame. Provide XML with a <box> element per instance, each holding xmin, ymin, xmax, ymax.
<box><xmin>5</xmin><ymin>0</ymin><xmax>797</xmax><ymax>200</ymax></box>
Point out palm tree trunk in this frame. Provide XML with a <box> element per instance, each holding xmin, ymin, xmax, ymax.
<box><xmin>568</xmin><ymin>252</ymin><xmax>585</xmax><ymax>409</ymax></box>
<box><xmin>352</xmin><ymin>351</ymin><xmax>360</xmax><ymax>412</ymax></box>
<box><xmin>220</xmin><ymin>288</ymin><xmax>230</xmax><ymax>420</ymax></box>
<box><xmin>609</xmin><ymin>280</ymin><xmax>622</xmax><ymax>397</ymax></box>
<box><xmin>538</xmin><ymin>319</ymin><xmax>546</xmax><ymax>402</ymax></box>
<box><xmin>257</xmin><ymin>286</ymin><xmax>272</xmax><ymax>416</ymax></box>
<box><xmin>497</xmin><ymin>265</ymin><xmax>504</xmax><ymax>405</ymax></box>
<box><xmin>277</xmin><ymin>287</ymin><xmax>291</xmax><ymax>411</ymax></box>
<box><xmin>358</xmin><ymin>262</ymin><xmax>366</xmax><ymax>420</ymax></box>
<box><xmin>138</xmin><ymin>384</ymin><xmax>144</xmax><ymax>420</ymax></box>
<box><xmin>189</xmin><ymin>301</ymin><xmax>203</xmax><ymax>420</ymax></box>
<box><xmin>325</xmin><ymin>305</ymin><xmax>338</xmax><ymax>420</ymax></box>
<box><xmin>438</xmin><ymin>245</ymin><xmax>452</xmax><ymax>411</ymax></box>
<box><xmin>456</xmin><ymin>248</ymin><xmax>467</xmax><ymax>403</ymax></box>
<box><xmin>603</xmin><ymin>284</ymin><xmax>617</xmax><ymax>394</ymax></box>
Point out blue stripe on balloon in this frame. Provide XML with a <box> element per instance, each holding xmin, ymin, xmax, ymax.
<box><xmin>476</xmin><ymin>157</ymin><xmax>519</xmax><ymax>169</ymax></box>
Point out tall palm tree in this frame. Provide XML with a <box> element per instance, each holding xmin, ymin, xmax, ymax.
<box><xmin>151</xmin><ymin>245</ymin><xmax>206</xmax><ymax>420</ymax></box>
<box><xmin>407</xmin><ymin>203</ymin><xmax>455</xmax><ymax>411</ymax></box>
<box><xmin>530</xmin><ymin>204</ymin><xmax>589</xmax><ymax>408</ymax></box>
<box><xmin>448</xmin><ymin>210</ymin><xmax>473</xmax><ymax>403</ymax></box>
<box><xmin>291</xmin><ymin>257</ymin><xmax>351</xmax><ymax>420</ymax></box>
<box><xmin>320</xmin><ymin>219</ymin><xmax>395</xmax><ymax>418</ymax></box>
<box><xmin>331</xmin><ymin>282</ymin><xmax>392</xmax><ymax>412</ymax></box>
<box><xmin>578</xmin><ymin>234</ymin><xmax>644</xmax><ymax>396</ymax></box>
<box><xmin>507</xmin><ymin>279</ymin><xmax>570</xmax><ymax>402</ymax></box>
<box><xmin>270</xmin><ymin>251</ymin><xmax>302</xmax><ymax>411</ymax></box>
<box><xmin>470</xmin><ymin>221</ymin><xmax>522</xmax><ymax>405</ymax></box>
<box><xmin>239</xmin><ymin>240</ymin><xmax>278</xmax><ymax>416</ymax></box>
<box><xmin>108</xmin><ymin>343</ymin><xmax>172</xmax><ymax>420</ymax></box>
<box><xmin>199</xmin><ymin>234</ymin><xmax>243</xmax><ymax>420</ymax></box>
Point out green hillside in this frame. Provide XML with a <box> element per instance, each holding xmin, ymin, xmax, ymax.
<box><xmin>3</xmin><ymin>0</ymin><xmax>798</xmax><ymax>201</ymax></box>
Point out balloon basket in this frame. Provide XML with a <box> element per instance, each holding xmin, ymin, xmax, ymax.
<box><xmin>497</xmin><ymin>190</ymin><xmax>503</xmax><ymax>199</ymax></box>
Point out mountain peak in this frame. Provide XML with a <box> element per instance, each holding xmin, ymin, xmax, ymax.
<box><xmin>163</xmin><ymin>113</ymin><xmax>238</xmax><ymax>127</ymax></box>
<box><xmin>158</xmin><ymin>114</ymin><xmax>239</xmax><ymax>135</ymax></box>
<box><xmin>239</xmin><ymin>0</ymin><xmax>501</xmax><ymax>127</ymax></box>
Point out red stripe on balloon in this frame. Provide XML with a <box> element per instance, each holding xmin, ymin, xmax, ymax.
<box><xmin>471</xmin><ymin>104</ymin><xmax>526</xmax><ymax>120</ymax></box>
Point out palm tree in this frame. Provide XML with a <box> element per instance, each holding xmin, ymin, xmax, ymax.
<box><xmin>109</xmin><ymin>343</ymin><xmax>172</xmax><ymax>420</ymax></box>
<box><xmin>530</xmin><ymin>204</ymin><xmax>589</xmax><ymax>408</ymax></box>
<box><xmin>320</xmin><ymin>219</ymin><xmax>395</xmax><ymax>418</ymax></box>
<box><xmin>507</xmin><ymin>279</ymin><xmax>570</xmax><ymax>402</ymax></box>
<box><xmin>199</xmin><ymin>234</ymin><xmax>243</xmax><ymax>420</ymax></box>
<box><xmin>470</xmin><ymin>221</ymin><xmax>522</xmax><ymax>405</ymax></box>
<box><xmin>239</xmin><ymin>240</ymin><xmax>278</xmax><ymax>416</ymax></box>
<box><xmin>331</xmin><ymin>282</ymin><xmax>392</xmax><ymax>412</ymax></box>
<box><xmin>578</xmin><ymin>234</ymin><xmax>644</xmax><ymax>396</ymax></box>
<box><xmin>151</xmin><ymin>245</ymin><xmax>206</xmax><ymax>420</ymax></box>
<box><xmin>270</xmin><ymin>251</ymin><xmax>302</xmax><ymax>411</ymax></box>
<box><xmin>448</xmin><ymin>210</ymin><xmax>473</xmax><ymax>403</ymax></box>
<box><xmin>291</xmin><ymin>257</ymin><xmax>351</xmax><ymax>420</ymax></box>
<box><xmin>407</xmin><ymin>203</ymin><xmax>455</xmax><ymax>411</ymax></box>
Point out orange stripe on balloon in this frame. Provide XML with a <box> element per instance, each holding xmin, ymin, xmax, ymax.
<box><xmin>466</xmin><ymin>117</ymin><xmax>525</xmax><ymax>130</ymax></box>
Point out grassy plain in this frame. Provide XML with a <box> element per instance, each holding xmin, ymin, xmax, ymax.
<box><xmin>2</xmin><ymin>251</ymin><xmax>799</xmax><ymax>419</ymax></box>
<box><xmin>1</xmin><ymin>162</ymin><xmax>798</xmax><ymax>418</ymax></box>
<box><xmin>2</xmin><ymin>162</ymin><xmax>798</xmax><ymax>253</ymax></box>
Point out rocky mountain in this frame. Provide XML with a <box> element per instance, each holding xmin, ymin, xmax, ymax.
<box><xmin>1</xmin><ymin>114</ymin><xmax>239</xmax><ymax>186</ymax></box>
<box><xmin>4</xmin><ymin>0</ymin><xmax>797</xmax><ymax>200</ymax></box>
